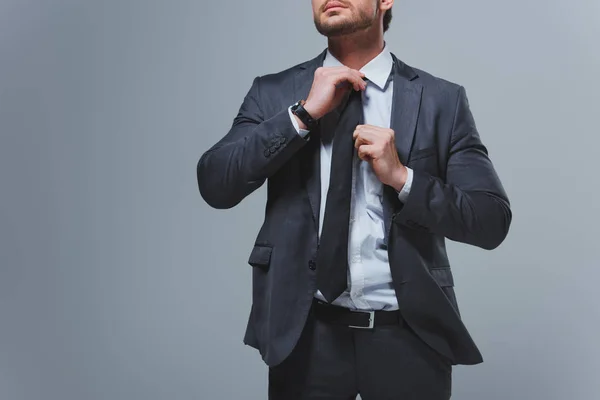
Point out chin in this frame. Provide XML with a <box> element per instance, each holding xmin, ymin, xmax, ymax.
<box><xmin>316</xmin><ymin>17</ymin><xmax>353</xmax><ymax>36</ymax></box>
<box><xmin>322</xmin><ymin>13</ymin><xmax>346</xmax><ymax>24</ymax></box>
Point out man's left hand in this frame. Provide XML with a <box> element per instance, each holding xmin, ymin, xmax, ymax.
<box><xmin>353</xmin><ymin>124</ymin><xmax>407</xmax><ymax>192</ymax></box>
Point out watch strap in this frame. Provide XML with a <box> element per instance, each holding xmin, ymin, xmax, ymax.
<box><xmin>291</xmin><ymin>100</ymin><xmax>318</xmax><ymax>131</ymax></box>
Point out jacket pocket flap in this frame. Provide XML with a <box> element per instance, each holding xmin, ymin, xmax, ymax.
<box><xmin>409</xmin><ymin>145</ymin><xmax>437</xmax><ymax>162</ymax></box>
<box><xmin>430</xmin><ymin>267</ymin><xmax>454</xmax><ymax>287</ymax></box>
<box><xmin>247</xmin><ymin>245</ymin><xmax>273</xmax><ymax>268</ymax></box>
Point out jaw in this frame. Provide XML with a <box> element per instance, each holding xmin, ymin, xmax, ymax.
<box><xmin>317</xmin><ymin>12</ymin><xmax>359</xmax><ymax>37</ymax></box>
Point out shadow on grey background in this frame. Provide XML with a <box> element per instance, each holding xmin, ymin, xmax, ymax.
<box><xmin>0</xmin><ymin>0</ymin><xmax>598</xmax><ymax>399</ymax></box>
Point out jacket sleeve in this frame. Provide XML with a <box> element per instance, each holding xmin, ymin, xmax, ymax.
<box><xmin>392</xmin><ymin>86</ymin><xmax>512</xmax><ymax>250</ymax></box>
<box><xmin>197</xmin><ymin>76</ymin><xmax>309</xmax><ymax>209</ymax></box>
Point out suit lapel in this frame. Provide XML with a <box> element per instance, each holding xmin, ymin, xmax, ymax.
<box><xmin>383</xmin><ymin>53</ymin><xmax>423</xmax><ymax>242</ymax></box>
<box><xmin>296</xmin><ymin>49</ymin><xmax>327</xmax><ymax>233</ymax></box>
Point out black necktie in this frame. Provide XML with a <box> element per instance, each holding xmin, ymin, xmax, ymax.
<box><xmin>316</xmin><ymin>87</ymin><xmax>364</xmax><ymax>302</ymax></box>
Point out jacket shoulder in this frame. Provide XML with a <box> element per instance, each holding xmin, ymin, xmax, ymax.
<box><xmin>257</xmin><ymin>48</ymin><xmax>326</xmax><ymax>85</ymax></box>
<box><xmin>246</xmin><ymin>52</ymin><xmax>324</xmax><ymax>111</ymax></box>
<box><xmin>397</xmin><ymin>60</ymin><xmax>467</xmax><ymax>109</ymax></box>
<box><xmin>256</xmin><ymin>57</ymin><xmax>316</xmax><ymax>86</ymax></box>
<box><xmin>411</xmin><ymin>64</ymin><xmax>463</xmax><ymax>95</ymax></box>
<box><xmin>267</xmin><ymin>58</ymin><xmax>313</xmax><ymax>76</ymax></box>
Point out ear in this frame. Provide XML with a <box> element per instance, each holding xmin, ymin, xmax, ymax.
<box><xmin>380</xmin><ymin>0</ymin><xmax>393</xmax><ymax>12</ymax></box>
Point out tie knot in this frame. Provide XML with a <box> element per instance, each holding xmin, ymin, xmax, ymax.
<box><xmin>331</xmin><ymin>88</ymin><xmax>360</xmax><ymax>118</ymax></box>
<box><xmin>349</xmin><ymin>86</ymin><xmax>363</xmax><ymax>101</ymax></box>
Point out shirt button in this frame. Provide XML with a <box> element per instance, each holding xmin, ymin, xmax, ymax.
<box><xmin>308</xmin><ymin>260</ymin><xmax>316</xmax><ymax>270</ymax></box>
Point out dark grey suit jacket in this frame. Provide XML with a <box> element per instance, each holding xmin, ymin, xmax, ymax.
<box><xmin>197</xmin><ymin>49</ymin><xmax>512</xmax><ymax>367</ymax></box>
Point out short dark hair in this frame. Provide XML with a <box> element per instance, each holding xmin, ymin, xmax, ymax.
<box><xmin>383</xmin><ymin>8</ymin><xmax>392</xmax><ymax>32</ymax></box>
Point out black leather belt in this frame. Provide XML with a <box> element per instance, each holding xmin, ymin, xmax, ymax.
<box><xmin>312</xmin><ymin>298</ymin><xmax>404</xmax><ymax>329</ymax></box>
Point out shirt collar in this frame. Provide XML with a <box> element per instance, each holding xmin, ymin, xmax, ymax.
<box><xmin>323</xmin><ymin>43</ymin><xmax>393</xmax><ymax>90</ymax></box>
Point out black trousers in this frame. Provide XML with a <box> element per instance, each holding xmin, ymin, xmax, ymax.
<box><xmin>268</xmin><ymin>303</ymin><xmax>453</xmax><ymax>400</ymax></box>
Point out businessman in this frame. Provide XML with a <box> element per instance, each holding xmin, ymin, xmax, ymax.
<box><xmin>197</xmin><ymin>0</ymin><xmax>512</xmax><ymax>398</ymax></box>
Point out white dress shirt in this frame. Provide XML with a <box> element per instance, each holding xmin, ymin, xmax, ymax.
<box><xmin>288</xmin><ymin>45</ymin><xmax>414</xmax><ymax>311</ymax></box>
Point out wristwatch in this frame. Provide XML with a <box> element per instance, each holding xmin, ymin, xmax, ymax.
<box><xmin>291</xmin><ymin>100</ymin><xmax>318</xmax><ymax>131</ymax></box>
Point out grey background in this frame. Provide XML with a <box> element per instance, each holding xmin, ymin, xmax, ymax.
<box><xmin>1</xmin><ymin>0</ymin><xmax>598</xmax><ymax>399</ymax></box>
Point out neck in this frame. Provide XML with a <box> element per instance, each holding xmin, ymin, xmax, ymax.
<box><xmin>327</xmin><ymin>27</ymin><xmax>385</xmax><ymax>70</ymax></box>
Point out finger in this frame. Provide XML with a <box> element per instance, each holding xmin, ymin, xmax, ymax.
<box><xmin>331</xmin><ymin>70</ymin><xmax>367</xmax><ymax>91</ymax></box>
<box><xmin>333</xmin><ymin>76</ymin><xmax>359</xmax><ymax>91</ymax></box>
<box><xmin>346</xmin><ymin>68</ymin><xmax>366</xmax><ymax>87</ymax></box>
<box><xmin>350</xmin><ymin>69</ymin><xmax>368</xmax><ymax>90</ymax></box>
<box><xmin>345</xmin><ymin>71</ymin><xmax>366</xmax><ymax>91</ymax></box>
<box><xmin>353</xmin><ymin>125</ymin><xmax>368</xmax><ymax>140</ymax></box>
<box><xmin>354</xmin><ymin>70</ymin><xmax>367</xmax><ymax>90</ymax></box>
<box><xmin>353</xmin><ymin>129</ymin><xmax>374</xmax><ymax>147</ymax></box>
<box><xmin>326</xmin><ymin>66</ymin><xmax>365</xmax><ymax>82</ymax></box>
<box><xmin>354</xmin><ymin>126</ymin><xmax>381</xmax><ymax>143</ymax></box>
<box><xmin>357</xmin><ymin>144</ymin><xmax>377</xmax><ymax>161</ymax></box>
<box><xmin>334</xmin><ymin>80</ymin><xmax>353</xmax><ymax>91</ymax></box>
<box><xmin>354</xmin><ymin>135</ymin><xmax>369</xmax><ymax>149</ymax></box>
<box><xmin>345</xmin><ymin>67</ymin><xmax>366</xmax><ymax>82</ymax></box>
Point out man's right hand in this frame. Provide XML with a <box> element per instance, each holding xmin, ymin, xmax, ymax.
<box><xmin>303</xmin><ymin>66</ymin><xmax>367</xmax><ymax>121</ymax></box>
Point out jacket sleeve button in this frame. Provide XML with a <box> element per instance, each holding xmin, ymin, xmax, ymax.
<box><xmin>308</xmin><ymin>260</ymin><xmax>316</xmax><ymax>270</ymax></box>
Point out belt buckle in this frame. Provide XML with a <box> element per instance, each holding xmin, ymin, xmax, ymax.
<box><xmin>348</xmin><ymin>310</ymin><xmax>375</xmax><ymax>329</ymax></box>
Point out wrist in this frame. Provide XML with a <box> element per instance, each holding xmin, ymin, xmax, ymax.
<box><xmin>302</xmin><ymin>101</ymin><xmax>321</xmax><ymax>121</ymax></box>
<box><xmin>291</xmin><ymin>100</ymin><xmax>319</xmax><ymax>130</ymax></box>
<box><xmin>293</xmin><ymin>114</ymin><xmax>309</xmax><ymax>130</ymax></box>
<box><xmin>391</xmin><ymin>166</ymin><xmax>408</xmax><ymax>192</ymax></box>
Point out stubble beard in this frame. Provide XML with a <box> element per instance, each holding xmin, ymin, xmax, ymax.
<box><xmin>314</xmin><ymin>7</ymin><xmax>376</xmax><ymax>37</ymax></box>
